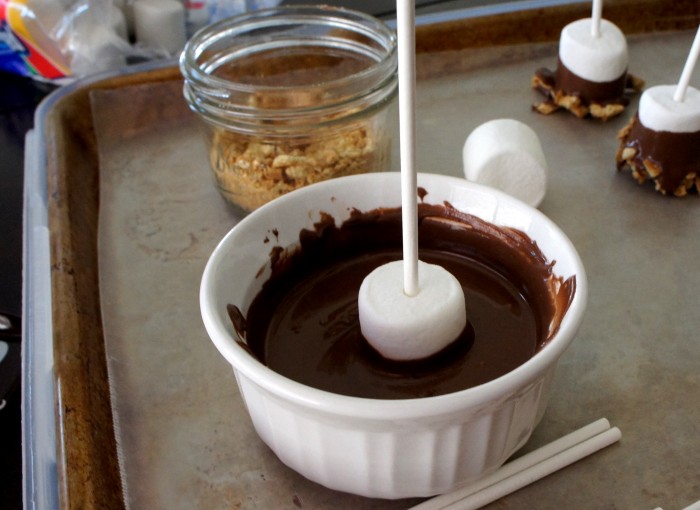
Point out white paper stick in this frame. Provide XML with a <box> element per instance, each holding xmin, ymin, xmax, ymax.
<box><xmin>653</xmin><ymin>500</ymin><xmax>700</xmax><ymax>510</ymax></box>
<box><xmin>410</xmin><ymin>418</ymin><xmax>616</xmax><ymax>510</ymax></box>
<box><xmin>591</xmin><ymin>0</ymin><xmax>603</xmax><ymax>37</ymax></box>
<box><xmin>397</xmin><ymin>0</ymin><xmax>419</xmax><ymax>297</ymax></box>
<box><xmin>443</xmin><ymin>427</ymin><xmax>621</xmax><ymax>510</ymax></box>
<box><xmin>674</xmin><ymin>25</ymin><xmax>700</xmax><ymax>102</ymax></box>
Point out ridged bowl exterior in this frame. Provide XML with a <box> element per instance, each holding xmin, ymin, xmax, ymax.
<box><xmin>200</xmin><ymin>173</ymin><xmax>587</xmax><ymax>499</ymax></box>
<box><xmin>235</xmin><ymin>369</ymin><xmax>555</xmax><ymax>498</ymax></box>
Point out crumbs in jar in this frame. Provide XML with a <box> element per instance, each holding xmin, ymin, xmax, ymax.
<box><xmin>209</xmin><ymin>123</ymin><xmax>386</xmax><ymax>211</ymax></box>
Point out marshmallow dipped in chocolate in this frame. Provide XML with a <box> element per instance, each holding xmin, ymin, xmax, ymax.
<box><xmin>357</xmin><ymin>0</ymin><xmax>468</xmax><ymax>362</ymax></box>
<box><xmin>617</xmin><ymin>26</ymin><xmax>700</xmax><ymax>196</ymax></box>
<box><xmin>532</xmin><ymin>0</ymin><xmax>643</xmax><ymax>120</ymax></box>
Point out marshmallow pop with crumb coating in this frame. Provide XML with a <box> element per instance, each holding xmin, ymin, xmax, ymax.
<box><xmin>616</xmin><ymin>85</ymin><xmax>700</xmax><ymax>196</ymax></box>
<box><xmin>617</xmin><ymin>26</ymin><xmax>700</xmax><ymax>196</ymax></box>
<box><xmin>532</xmin><ymin>17</ymin><xmax>644</xmax><ymax>120</ymax></box>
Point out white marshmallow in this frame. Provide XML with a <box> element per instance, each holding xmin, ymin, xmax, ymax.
<box><xmin>639</xmin><ymin>85</ymin><xmax>700</xmax><ymax>133</ymax></box>
<box><xmin>134</xmin><ymin>0</ymin><xmax>186</xmax><ymax>56</ymax></box>
<box><xmin>358</xmin><ymin>260</ymin><xmax>467</xmax><ymax>361</ymax></box>
<box><xmin>559</xmin><ymin>18</ymin><xmax>628</xmax><ymax>82</ymax></box>
<box><xmin>463</xmin><ymin>119</ymin><xmax>547</xmax><ymax>208</ymax></box>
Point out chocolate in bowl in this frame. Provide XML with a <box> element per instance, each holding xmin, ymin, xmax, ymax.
<box><xmin>200</xmin><ymin>172</ymin><xmax>587</xmax><ymax>499</ymax></box>
<box><xmin>230</xmin><ymin>202</ymin><xmax>575</xmax><ymax>400</ymax></box>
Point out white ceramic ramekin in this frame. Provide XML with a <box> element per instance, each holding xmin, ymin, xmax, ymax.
<box><xmin>200</xmin><ymin>172</ymin><xmax>587</xmax><ymax>499</ymax></box>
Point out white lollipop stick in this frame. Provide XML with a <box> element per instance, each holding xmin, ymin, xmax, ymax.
<box><xmin>397</xmin><ymin>0</ymin><xmax>419</xmax><ymax>297</ymax></box>
<box><xmin>591</xmin><ymin>0</ymin><xmax>603</xmax><ymax>37</ymax></box>
<box><xmin>674</xmin><ymin>25</ymin><xmax>700</xmax><ymax>102</ymax></box>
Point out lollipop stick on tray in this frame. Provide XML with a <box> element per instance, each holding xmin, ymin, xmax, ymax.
<box><xmin>411</xmin><ymin>418</ymin><xmax>621</xmax><ymax>510</ymax></box>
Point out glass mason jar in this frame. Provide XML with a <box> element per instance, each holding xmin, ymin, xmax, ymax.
<box><xmin>180</xmin><ymin>6</ymin><xmax>398</xmax><ymax>212</ymax></box>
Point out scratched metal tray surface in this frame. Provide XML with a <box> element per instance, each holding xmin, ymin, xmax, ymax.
<box><xmin>25</xmin><ymin>1</ymin><xmax>700</xmax><ymax>509</ymax></box>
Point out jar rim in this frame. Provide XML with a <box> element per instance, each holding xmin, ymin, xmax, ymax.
<box><xmin>180</xmin><ymin>5</ymin><xmax>398</xmax><ymax>119</ymax></box>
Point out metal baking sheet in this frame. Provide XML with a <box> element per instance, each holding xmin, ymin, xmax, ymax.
<box><xmin>92</xmin><ymin>29</ymin><xmax>700</xmax><ymax>509</ymax></box>
<box><xmin>24</xmin><ymin>5</ymin><xmax>700</xmax><ymax>509</ymax></box>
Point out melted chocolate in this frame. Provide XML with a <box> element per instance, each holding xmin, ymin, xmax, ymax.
<box><xmin>230</xmin><ymin>203</ymin><xmax>576</xmax><ymax>399</ymax></box>
<box><xmin>618</xmin><ymin>114</ymin><xmax>700</xmax><ymax>193</ymax></box>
